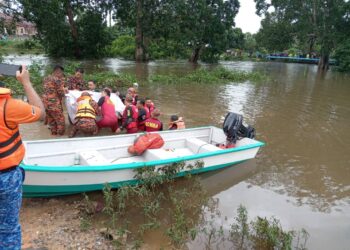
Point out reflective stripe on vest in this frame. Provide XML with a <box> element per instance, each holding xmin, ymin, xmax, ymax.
<box><xmin>76</xmin><ymin>97</ymin><xmax>96</xmax><ymax>119</ymax></box>
<box><xmin>0</xmin><ymin>98</ymin><xmax>25</xmax><ymax>170</ymax></box>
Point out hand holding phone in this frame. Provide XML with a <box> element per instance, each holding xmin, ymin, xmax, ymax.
<box><xmin>16</xmin><ymin>65</ymin><xmax>31</xmax><ymax>87</ymax></box>
<box><xmin>0</xmin><ymin>63</ymin><xmax>22</xmax><ymax>77</ymax></box>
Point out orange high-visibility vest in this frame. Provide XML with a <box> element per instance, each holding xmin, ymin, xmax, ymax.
<box><xmin>0</xmin><ymin>88</ymin><xmax>25</xmax><ymax>170</ymax></box>
<box><xmin>76</xmin><ymin>96</ymin><xmax>96</xmax><ymax>119</ymax></box>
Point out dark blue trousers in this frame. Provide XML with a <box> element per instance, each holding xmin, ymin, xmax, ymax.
<box><xmin>0</xmin><ymin>167</ymin><xmax>23</xmax><ymax>250</ymax></box>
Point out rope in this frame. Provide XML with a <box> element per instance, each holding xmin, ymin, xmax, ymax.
<box><xmin>196</xmin><ymin>143</ymin><xmax>211</xmax><ymax>154</ymax></box>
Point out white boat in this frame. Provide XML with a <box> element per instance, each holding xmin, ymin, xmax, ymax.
<box><xmin>21</xmin><ymin>126</ymin><xmax>264</xmax><ymax>197</ymax></box>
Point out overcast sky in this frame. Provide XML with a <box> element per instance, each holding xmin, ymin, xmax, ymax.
<box><xmin>235</xmin><ymin>0</ymin><xmax>262</xmax><ymax>34</ymax></box>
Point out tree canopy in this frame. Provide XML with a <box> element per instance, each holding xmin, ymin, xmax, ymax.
<box><xmin>10</xmin><ymin>0</ymin><xmax>242</xmax><ymax>62</ymax></box>
<box><xmin>19</xmin><ymin>0</ymin><xmax>111</xmax><ymax>58</ymax></box>
<box><xmin>2</xmin><ymin>0</ymin><xmax>350</xmax><ymax>70</ymax></box>
<box><xmin>254</xmin><ymin>0</ymin><xmax>350</xmax><ymax>70</ymax></box>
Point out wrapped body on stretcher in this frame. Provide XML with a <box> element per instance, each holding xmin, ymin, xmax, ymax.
<box><xmin>65</xmin><ymin>90</ymin><xmax>125</xmax><ymax>122</ymax></box>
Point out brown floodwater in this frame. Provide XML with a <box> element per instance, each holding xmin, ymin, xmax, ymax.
<box><xmin>4</xmin><ymin>55</ymin><xmax>350</xmax><ymax>249</ymax></box>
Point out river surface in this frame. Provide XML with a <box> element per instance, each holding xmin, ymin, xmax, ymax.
<box><xmin>4</xmin><ymin>54</ymin><xmax>350</xmax><ymax>249</ymax></box>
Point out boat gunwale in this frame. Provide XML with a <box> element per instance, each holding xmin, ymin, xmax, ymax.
<box><xmin>21</xmin><ymin>141</ymin><xmax>265</xmax><ymax>172</ymax></box>
<box><xmin>24</xmin><ymin>126</ymin><xmax>214</xmax><ymax>144</ymax></box>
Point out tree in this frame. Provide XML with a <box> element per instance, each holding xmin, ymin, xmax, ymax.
<box><xmin>113</xmin><ymin>0</ymin><xmax>240</xmax><ymax>63</ymax></box>
<box><xmin>255</xmin><ymin>12</ymin><xmax>294</xmax><ymax>52</ymax></box>
<box><xmin>112</xmin><ymin>0</ymin><xmax>164</xmax><ymax>61</ymax></box>
<box><xmin>334</xmin><ymin>2</ymin><xmax>350</xmax><ymax>71</ymax></box>
<box><xmin>177</xmin><ymin>0</ymin><xmax>240</xmax><ymax>63</ymax></box>
<box><xmin>243</xmin><ymin>33</ymin><xmax>257</xmax><ymax>57</ymax></box>
<box><xmin>254</xmin><ymin>0</ymin><xmax>349</xmax><ymax>71</ymax></box>
<box><xmin>20</xmin><ymin>0</ymin><xmax>111</xmax><ymax>58</ymax></box>
<box><xmin>0</xmin><ymin>17</ymin><xmax>5</xmax><ymax>35</ymax></box>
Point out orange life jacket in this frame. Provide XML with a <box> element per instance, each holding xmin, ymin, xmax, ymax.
<box><xmin>128</xmin><ymin>133</ymin><xmax>164</xmax><ymax>155</ymax></box>
<box><xmin>0</xmin><ymin>88</ymin><xmax>25</xmax><ymax>170</ymax></box>
<box><xmin>168</xmin><ymin>117</ymin><xmax>186</xmax><ymax>130</ymax></box>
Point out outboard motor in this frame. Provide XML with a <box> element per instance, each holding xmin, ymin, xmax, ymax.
<box><xmin>223</xmin><ymin>112</ymin><xmax>255</xmax><ymax>146</ymax></box>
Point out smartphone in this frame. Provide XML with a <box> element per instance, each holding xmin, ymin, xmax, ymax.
<box><xmin>0</xmin><ymin>63</ymin><xmax>22</xmax><ymax>77</ymax></box>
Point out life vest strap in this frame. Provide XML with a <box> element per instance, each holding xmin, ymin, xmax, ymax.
<box><xmin>0</xmin><ymin>130</ymin><xmax>20</xmax><ymax>148</ymax></box>
<box><xmin>0</xmin><ymin>139</ymin><xmax>23</xmax><ymax>159</ymax></box>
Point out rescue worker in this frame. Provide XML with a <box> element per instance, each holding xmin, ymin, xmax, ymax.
<box><xmin>67</xmin><ymin>68</ymin><xmax>85</xmax><ymax>90</ymax></box>
<box><xmin>144</xmin><ymin>109</ymin><xmax>163</xmax><ymax>132</ymax></box>
<box><xmin>168</xmin><ymin>115</ymin><xmax>186</xmax><ymax>130</ymax></box>
<box><xmin>42</xmin><ymin>94</ymin><xmax>51</xmax><ymax>126</ymax></box>
<box><xmin>97</xmin><ymin>88</ymin><xmax>119</xmax><ymax>133</ymax></box>
<box><xmin>136</xmin><ymin>99</ymin><xmax>149</xmax><ymax>131</ymax></box>
<box><xmin>0</xmin><ymin>66</ymin><xmax>45</xmax><ymax>250</ymax></box>
<box><xmin>145</xmin><ymin>97</ymin><xmax>155</xmax><ymax>114</ymax></box>
<box><xmin>42</xmin><ymin>65</ymin><xmax>66</xmax><ymax>136</ymax></box>
<box><xmin>127</xmin><ymin>87</ymin><xmax>138</xmax><ymax>105</ymax></box>
<box><xmin>87</xmin><ymin>80</ymin><xmax>98</xmax><ymax>92</ymax></box>
<box><xmin>121</xmin><ymin>95</ymin><xmax>138</xmax><ymax>134</ymax></box>
<box><xmin>69</xmin><ymin>92</ymin><xmax>100</xmax><ymax>138</ymax></box>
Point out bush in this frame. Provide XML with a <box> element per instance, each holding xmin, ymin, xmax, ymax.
<box><xmin>109</xmin><ymin>35</ymin><xmax>135</xmax><ymax>59</ymax></box>
<box><xmin>108</xmin><ymin>36</ymin><xmax>191</xmax><ymax>60</ymax></box>
<box><xmin>15</xmin><ymin>39</ymin><xmax>43</xmax><ymax>50</ymax></box>
<box><xmin>148</xmin><ymin>38</ymin><xmax>190</xmax><ymax>60</ymax></box>
<box><xmin>334</xmin><ymin>39</ymin><xmax>350</xmax><ymax>72</ymax></box>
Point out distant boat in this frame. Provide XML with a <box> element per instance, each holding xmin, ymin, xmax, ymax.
<box><xmin>21</xmin><ymin>127</ymin><xmax>264</xmax><ymax>198</ymax></box>
<box><xmin>266</xmin><ymin>55</ymin><xmax>336</xmax><ymax>65</ymax></box>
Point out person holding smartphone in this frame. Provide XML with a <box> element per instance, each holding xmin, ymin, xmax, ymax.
<box><xmin>0</xmin><ymin>65</ymin><xmax>45</xmax><ymax>250</ymax></box>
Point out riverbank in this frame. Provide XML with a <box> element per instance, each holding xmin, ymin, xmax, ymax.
<box><xmin>21</xmin><ymin>171</ymin><xmax>308</xmax><ymax>250</ymax></box>
<box><xmin>21</xmin><ymin>197</ymin><xmax>113</xmax><ymax>249</ymax></box>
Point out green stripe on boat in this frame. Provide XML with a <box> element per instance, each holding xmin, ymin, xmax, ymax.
<box><xmin>23</xmin><ymin>161</ymin><xmax>244</xmax><ymax>198</ymax></box>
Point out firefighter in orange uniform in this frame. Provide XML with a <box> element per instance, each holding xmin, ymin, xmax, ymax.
<box><xmin>0</xmin><ymin>66</ymin><xmax>45</xmax><ymax>249</ymax></box>
<box><xmin>42</xmin><ymin>65</ymin><xmax>66</xmax><ymax>136</ymax></box>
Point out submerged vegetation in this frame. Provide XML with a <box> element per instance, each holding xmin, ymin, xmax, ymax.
<box><xmin>149</xmin><ymin>67</ymin><xmax>269</xmax><ymax>85</ymax></box>
<box><xmin>1</xmin><ymin>61</ymin><xmax>268</xmax><ymax>96</ymax></box>
<box><xmin>78</xmin><ymin>161</ymin><xmax>309</xmax><ymax>249</ymax></box>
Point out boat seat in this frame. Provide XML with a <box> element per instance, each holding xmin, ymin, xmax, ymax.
<box><xmin>144</xmin><ymin>148</ymin><xmax>193</xmax><ymax>161</ymax></box>
<box><xmin>79</xmin><ymin>150</ymin><xmax>107</xmax><ymax>166</ymax></box>
<box><xmin>186</xmin><ymin>138</ymin><xmax>221</xmax><ymax>154</ymax></box>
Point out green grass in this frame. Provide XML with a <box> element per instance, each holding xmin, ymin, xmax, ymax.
<box><xmin>149</xmin><ymin>67</ymin><xmax>269</xmax><ymax>84</ymax></box>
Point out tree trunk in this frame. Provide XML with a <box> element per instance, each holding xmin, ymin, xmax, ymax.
<box><xmin>308</xmin><ymin>35</ymin><xmax>316</xmax><ymax>58</ymax></box>
<box><xmin>318</xmin><ymin>54</ymin><xmax>329</xmax><ymax>71</ymax></box>
<box><xmin>135</xmin><ymin>0</ymin><xmax>146</xmax><ymax>62</ymax></box>
<box><xmin>65</xmin><ymin>1</ymin><xmax>81</xmax><ymax>58</ymax></box>
<box><xmin>189</xmin><ymin>47</ymin><xmax>201</xmax><ymax>63</ymax></box>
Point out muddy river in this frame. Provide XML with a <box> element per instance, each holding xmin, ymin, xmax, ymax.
<box><xmin>3</xmin><ymin>55</ymin><xmax>350</xmax><ymax>249</ymax></box>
